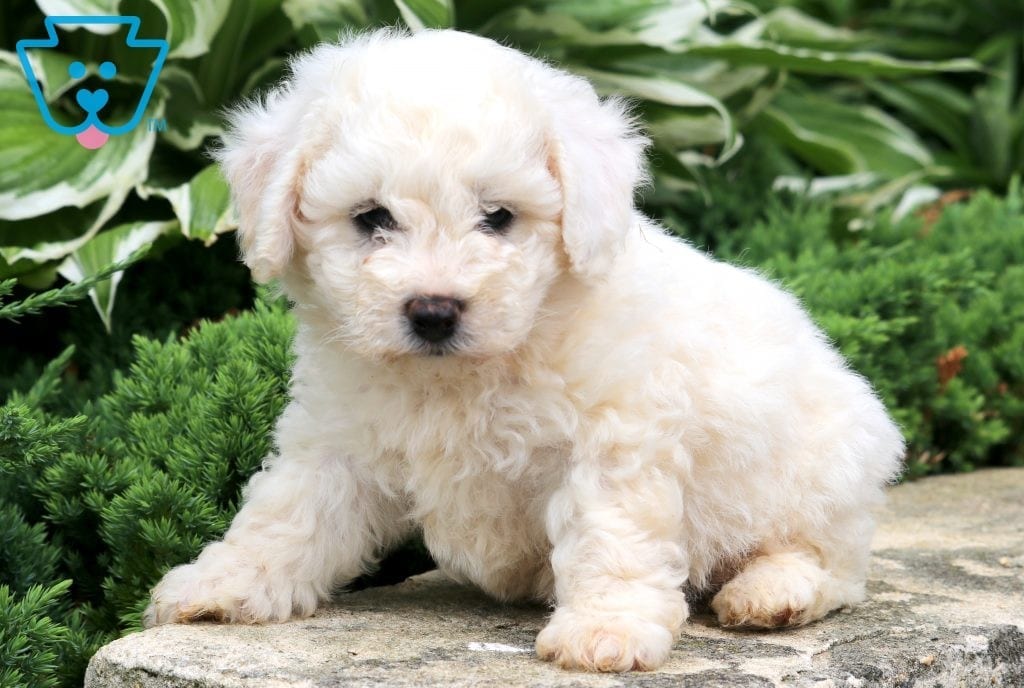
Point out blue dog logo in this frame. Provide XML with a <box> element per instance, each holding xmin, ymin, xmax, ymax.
<box><xmin>16</xmin><ymin>15</ymin><xmax>168</xmax><ymax>149</ymax></box>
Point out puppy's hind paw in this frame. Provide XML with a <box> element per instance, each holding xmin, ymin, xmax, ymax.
<box><xmin>711</xmin><ymin>551</ymin><xmax>833</xmax><ymax>629</ymax></box>
<box><xmin>536</xmin><ymin>608</ymin><xmax>674</xmax><ymax>672</ymax></box>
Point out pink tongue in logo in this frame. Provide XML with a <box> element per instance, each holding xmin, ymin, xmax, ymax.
<box><xmin>75</xmin><ymin>125</ymin><xmax>109</xmax><ymax>149</ymax></box>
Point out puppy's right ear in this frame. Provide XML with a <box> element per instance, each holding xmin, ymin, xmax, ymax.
<box><xmin>535</xmin><ymin>71</ymin><xmax>648</xmax><ymax>283</ymax></box>
<box><xmin>216</xmin><ymin>90</ymin><xmax>307</xmax><ymax>283</ymax></box>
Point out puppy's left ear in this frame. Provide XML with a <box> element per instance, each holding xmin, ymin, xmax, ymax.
<box><xmin>543</xmin><ymin>74</ymin><xmax>649</xmax><ymax>281</ymax></box>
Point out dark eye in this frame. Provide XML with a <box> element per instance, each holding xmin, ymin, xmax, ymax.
<box><xmin>352</xmin><ymin>206</ymin><xmax>397</xmax><ymax>236</ymax></box>
<box><xmin>480</xmin><ymin>206</ymin><xmax>514</xmax><ymax>234</ymax></box>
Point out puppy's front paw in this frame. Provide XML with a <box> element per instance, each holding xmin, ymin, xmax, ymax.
<box><xmin>143</xmin><ymin>544</ymin><xmax>319</xmax><ymax>627</ymax></box>
<box><xmin>536</xmin><ymin>608</ymin><xmax>674</xmax><ymax>672</ymax></box>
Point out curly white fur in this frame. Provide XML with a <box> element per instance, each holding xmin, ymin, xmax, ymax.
<box><xmin>144</xmin><ymin>29</ymin><xmax>905</xmax><ymax>673</ymax></box>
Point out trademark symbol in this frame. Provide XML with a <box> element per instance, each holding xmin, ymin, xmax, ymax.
<box><xmin>147</xmin><ymin>117</ymin><xmax>167</xmax><ymax>132</ymax></box>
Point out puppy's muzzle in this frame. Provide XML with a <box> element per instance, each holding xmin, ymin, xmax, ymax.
<box><xmin>405</xmin><ymin>296</ymin><xmax>465</xmax><ymax>344</ymax></box>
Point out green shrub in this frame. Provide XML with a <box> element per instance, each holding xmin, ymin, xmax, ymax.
<box><xmin>1</xmin><ymin>582</ymin><xmax>70</xmax><ymax>688</ymax></box>
<box><xmin>712</xmin><ymin>186</ymin><xmax>1024</xmax><ymax>475</ymax></box>
<box><xmin>0</xmin><ymin>295</ymin><xmax>295</xmax><ymax>683</ymax></box>
<box><xmin>0</xmin><ymin>235</ymin><xmax>255</xmax><ymax>415</ymax></box>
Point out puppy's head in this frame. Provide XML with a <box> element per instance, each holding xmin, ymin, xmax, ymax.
<box><xmin>218</xmin><ymin>29</ymin><xmax>647</xmax><ymax>359</ymax></box>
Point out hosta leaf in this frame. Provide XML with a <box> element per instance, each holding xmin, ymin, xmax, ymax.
<box><xmin>590</xmin><ymin>0</ymin><xmax>725</xmax><ymax>45</ymax></box>
<box><xmin>137</xmin><ymin>164</ymin><xmax>234</xmax><ymax>243</ymax></box>
<box><xmin>538</xmin><ymin>0</ymin><xmax>714</xmax><ymax>28</ymax></box>
<box><xmin>480</xmin><ymin>7</ymin><xmax>677</xmax><ymax>48</ymax></box>
<box><xmin>156</xmin><ymin>66</ymin><xmax>221</xmax><ymax>150</ymax></box>
<box><xmin>191</xmin><ymin>0</ymin><xmax>282</xmax><ymax>108</ymax></box>
<box><xmin>0</xmin><ymin>188</ymin><xmax>130</xmax><ymax>269</ymax></box>
<box><xmin>34</xmin><ymin>0</ymin><xmax>120</xmax><ymax>32</ymax></box>
<box><xmin>757</xmin><ymin>7</ymin><xmax>864</xmax><ymax>49</ymax></box>
<box><xmin>481</xmin><ymin>1</ymin><xmax>732</xmax><ymax>47</ymax></box>
<box><xmin>238</xmin><ymin>57</ymin><xmax>286</xmax><ymax>99</ymax></box>
<box><xmin>646</xmin><ymin>108</ymin><xmax>732</xmax><ymax>148</ymax></box>
<box><xmin>57</xmin><ymin>219</ymin><xmax>175</xmax><ymax>330</ymax></box>
<box><xmin>35</xmin><ymin>0</ymin><xmax>229</xmax><ymax>59</ymax></box>
<box><xmin>149</xmin><ymin>0</ymin><xmax>230</xmax><ymax>59</ymax></box>
<box><xmin>773</xmin><ymin>173</ymin><xmax>880</xmax><ymax>198</ymax></box>
<box><xmin>892</xmin><ymin>184</ymin><xmax>943</xmax><ymax>221</ymax></box>
<box><xmin>968</xmin><ymin>41</ymin><xmax>1023</xmax><ymax>186</ymax></box>
<box><xmin>680</xmin><ymin>41</ymin><xmax>979</xmax><ymax>78</ymax></box>
<box><xmin>865</xmin><ymin>78</ymin><xmax>972</xmax><ymax>157</ymax></box>
<box><xmin>830</xmin><ymin>170</ymin><xmax>940</xmax><ymax>231</ymax></box>
<box><xmin>0</xmin><ymin>260</ymin><xmax>60</xmax><ymax>288</ymax></box>
<box><xmin>0</xmin><ymin>58</ymin><xmax>158</xmax><ymax>221</ymax></box>
<box><xmin>395</xmin><ymin>0</ymin><xmax>454</xmax><ymax>31</ymax></box>
<box><xmin>24</xmin><ymin>50</ymin><xmax>88</xmax><ymax>102</ymax></box>
<box><xmin>283</xmin><ymin>0</ymin><xmax>371</xmax><ymax>38</ymax></box>
<box><xmin>759</xmin><ymin>91</ymin><xmax>933</xmax><ymax>177</ymax></box>
<box><xmin>573</xmin><ymin>67</ymin><xmax>739</xmax><ymax>161</ymax></box>
<box><xmin>600</xmin><ymin>52</ymin><xmax>771</xmax><ymax>102</ymax></box>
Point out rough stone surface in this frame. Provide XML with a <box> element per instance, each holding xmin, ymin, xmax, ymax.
<box><xmin>86</xmin><ymin>469</ymin><xmax>1024</xmax><ymax>687</ymax></box>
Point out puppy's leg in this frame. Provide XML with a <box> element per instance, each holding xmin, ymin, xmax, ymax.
<box><xmin>711</xmin><ymin>512</ymin><xmax>874</xmax><ymax>628</ymax></box>
<box><xmin>536</xmin><ymin>460</ymin><xmax>688</xmax><ymax>672</ymax></box>
<box><xmin>144</xmin><ymin>407</ymin><xmax>406</xmax><ymax>626</ymax></box>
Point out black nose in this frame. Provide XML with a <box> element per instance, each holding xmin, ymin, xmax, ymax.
<box><xmin>404</xmin><ymin>296</ymin><xmax>464</xmax><ymax>343</ymax></box>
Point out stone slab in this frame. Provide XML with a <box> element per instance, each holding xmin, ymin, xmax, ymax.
<box><xmin>85</xmin><ymin>469</ymin><xmax>1024</xmax><ymax>687</ymax></box>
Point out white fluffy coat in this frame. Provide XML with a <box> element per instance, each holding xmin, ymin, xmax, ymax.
<box><xmin>145</xmin><ymin>29</ymin><xmax>904</xmax><ymax>673</ymax></box>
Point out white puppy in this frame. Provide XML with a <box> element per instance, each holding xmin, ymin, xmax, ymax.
<box><xmin>145</xmin><ymin>29</ymin><xmax>904</xmax><ymax>672</ymax></box>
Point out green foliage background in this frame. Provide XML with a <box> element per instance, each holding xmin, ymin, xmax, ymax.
<box><xmin>0</xmin><ymin>0</ymin><xmax>1022</xmax><ymax>686</ymax></box>
<box><xmin>1</xmin><ymin>0</ymin><xmax>998</xmax><ymax>324</ymax></box>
